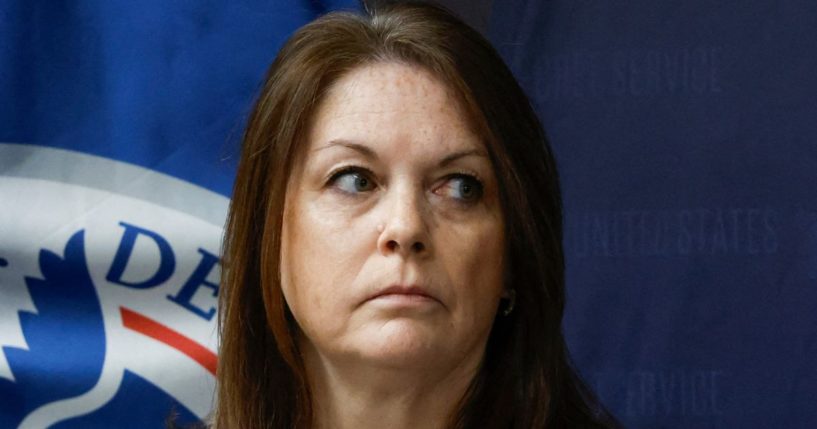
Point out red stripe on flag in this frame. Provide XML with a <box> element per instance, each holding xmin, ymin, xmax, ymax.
<box><xmin>120</xmin><ymin>306</ymin><xmax>217</xmax><ymax>376</ymax></box>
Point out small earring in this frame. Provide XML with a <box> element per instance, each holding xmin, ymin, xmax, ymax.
<box><xmin>502</xmin><ymin>289</ymin><xmax>516</xmax><ymax>316</ymax></box>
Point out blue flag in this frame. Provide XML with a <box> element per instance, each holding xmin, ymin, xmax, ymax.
<box><xmin>3</xmin><ymin>1</ymin><xmax>817</xmax><ymax>428</ymax></box>
<box><xmin>1</xmin><ymin>1</ymin><xmax>358</xmax><ymax>427</ymax></box>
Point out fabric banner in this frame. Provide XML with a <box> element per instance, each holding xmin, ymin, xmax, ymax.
<box><xmin>2</xmin><ymin>1</ymin><xmax>815</xmax><ymax>428</ymax></box>
<box><xmin>489</xmin><ymin>1</ymin><xmax>817</xmax><ymax>428</ymax></box>
<box><xmin>1</xmin><ymin>1</ymin><xmax>357</xmax><ymax>427</ymax></box>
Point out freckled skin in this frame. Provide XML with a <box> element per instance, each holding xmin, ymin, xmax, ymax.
<box><xmin>280</xmin><ymin>62</ymin><xmax>506</xmax><ymax>373</ymax></box>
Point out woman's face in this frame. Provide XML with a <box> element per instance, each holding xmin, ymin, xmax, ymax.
<box><xmin>280</xmin><ymin>62</ymin><xmax>506</xmax><ymax>372</ymax></box>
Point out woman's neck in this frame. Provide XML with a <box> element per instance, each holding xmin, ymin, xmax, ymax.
<box><xmin>301</xmin><ymin>340</ymin><xmax>484</xmax><ymax>429</ymax></box>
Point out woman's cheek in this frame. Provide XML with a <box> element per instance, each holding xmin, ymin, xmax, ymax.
<box><xmin>452</xmin><ymin>219</ymin><xmax>504</xmax><ymax>299</ymax></box>
<box><xmin>296</xmin><ymin>202</ymin><xmax>369</xmax><ymax>301</ymax></box>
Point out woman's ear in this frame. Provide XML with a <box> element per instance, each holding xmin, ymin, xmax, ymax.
<box><xmin>500</xmin><ymin>288</ymin><xmax>516</xmax><ymax>316</ymax></box>
<box><xmin>502</xmin><ymin>259</ymin><xmax>514</xmax><ymax>299</ymax></box>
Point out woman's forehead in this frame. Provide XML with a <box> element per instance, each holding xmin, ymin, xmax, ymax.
<box><xmin>327</xmin><ymin>62</ymin><xmax>453</xmax><ymax>106</ymax></box>
<box><xmin>307</xmin><ymin>62</ymin><xmax>483</xmax><ymax>157</ymax></box>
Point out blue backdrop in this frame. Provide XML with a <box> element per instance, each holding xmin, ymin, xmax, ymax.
<box><xmin>489</xmin><ymin>1</ymin><xmax>817</xmax><ymax>428</ymax></box>
<box><xmin>2</xmin><ymin>0</ymin><xmax>815</xmax><ymax>427</ymax></box>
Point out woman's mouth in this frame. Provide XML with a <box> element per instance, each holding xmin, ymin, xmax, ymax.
<box><xmin>366</xmin><ymin>285</ymin><xmax>440</xmax><ymax>307</ymax></box>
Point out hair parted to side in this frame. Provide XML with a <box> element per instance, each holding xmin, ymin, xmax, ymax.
<box><xmin>216</xmin><ymin>1</ymin><xmax>620</xmax><ymax>428</ymax></box>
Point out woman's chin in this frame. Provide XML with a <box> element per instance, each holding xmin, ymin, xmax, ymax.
<box><xmin>348</xmin><ymin>319</ymin><xmax>449</xmax><ymax>368</ymax></box>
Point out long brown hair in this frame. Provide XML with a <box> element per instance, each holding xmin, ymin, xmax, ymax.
<box><xmin>216</xmin><ymin>1</ymin><xmax>619</xmax><ymax>427</ymax></box>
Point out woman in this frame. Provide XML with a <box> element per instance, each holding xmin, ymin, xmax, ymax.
<box><xmin>216</xmin><ymin>1</ymin><xmax>620</xmax><ymax>428</ymax></box>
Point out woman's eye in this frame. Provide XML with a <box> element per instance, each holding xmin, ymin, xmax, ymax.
<box><xmin>329</xmin><ymin>168</ymin><xmax>376</xmax><ymax>194</ymax></box>
<box><xmin>436</xmin><ymin>174</ymin><xmax>483</xmax><ymax>202</ymax></box>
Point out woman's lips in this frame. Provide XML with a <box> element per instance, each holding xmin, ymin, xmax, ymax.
<box><xmin>367</xmin><ymin>285</ymin><xmax>439</xmax><ymax>305</ymax></box>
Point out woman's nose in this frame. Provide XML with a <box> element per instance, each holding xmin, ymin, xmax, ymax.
<box><xmin>376</xmin><ymin>187</ymin><xmax>431</xmax><ymax>259</ymax></box>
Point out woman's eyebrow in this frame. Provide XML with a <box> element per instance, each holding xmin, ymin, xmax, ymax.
<box><xmin>314</xmin><ymin>139</ymin><xmax>378</xmax><ymax>159</ymax></box>
<box><xmin>438</xmin><ymin>149</ymin><xmax>489</xmax><ymax>167</ymax></box>
<box><xmin>314</xmin><ymin>139</ymin><xmax>487</xmax><ymax>166</ymax></box>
